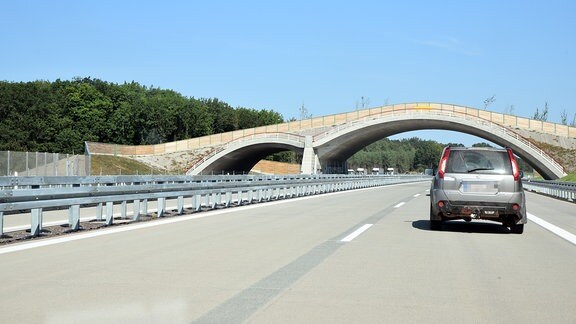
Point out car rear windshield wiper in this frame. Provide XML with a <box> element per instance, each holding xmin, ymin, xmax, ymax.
<box><xmin>467</xmin><ymin>167</ymin><xmax>494</xmax><ymax>173</ymax></box>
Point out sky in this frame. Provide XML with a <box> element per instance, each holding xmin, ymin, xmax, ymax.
<box><xmin>1</xmin><ymin>0</ymin><xmax>575</xmax><ymax>146</ymax></box>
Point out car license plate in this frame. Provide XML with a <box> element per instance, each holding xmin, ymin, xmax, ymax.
<box><xmin>461</xmin><ymin>182</ymin><xmax>497</xmax><ymax>193</ymax></box>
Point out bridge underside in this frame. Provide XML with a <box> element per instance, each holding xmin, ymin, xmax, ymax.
<box><xmin>198</xmin><ymin>144</ymin><xmax>304</xmax><ymax>175</ymax></box>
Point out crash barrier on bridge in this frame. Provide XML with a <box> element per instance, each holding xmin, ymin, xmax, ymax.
<box><xmin>0</xmin><ymin>174</ymin><xmax>430</xmax><ymax>237</ymax></box>
<box><xmin>523</xmin><ymin>180</ymin><xmax>576</xmax><ymax>202</ymax></box>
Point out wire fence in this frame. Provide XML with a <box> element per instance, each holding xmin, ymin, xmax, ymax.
<box><xmin>0</xmin><ymin>151</ymin><xmax>90</xmax><ymax>176</ymax></box>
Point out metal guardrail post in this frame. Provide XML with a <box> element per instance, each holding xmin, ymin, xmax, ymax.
<box><xmin>133</xmin><ymin>200</ymin><xmax>141</xmax><ymax>221</ymax></box>
<box><xmin>225</xmin><ymin>192</ymin><xmax>232</xmax><ymax>207</ymax></box>
<box><xmin>0</xmin><ymin>212</ymin><xmax>3</xmax><ymax>237</ymax></box>
<box><xmin>121</xmin><ymin>201</ymin><xmax>127</xmax><ymax>219</ymax></box>
<box><xmin>177</xmin><ymin>196</ymin><xmax>184</xmax><ymax>215</ymax></box>
<box><xmin>96</xmin><ymin>203</ymin><xmax>103</xmax><ymax>221</ymax></box>
<box><xmin>31</xmin><ymin>208</ymin><xmax>42</xmax><ymax>236</ymax></box>
<box><xmin>158</xmin><ymin>198</ymin><xmax>166</xmax><ymax>217</ymax></box>
<box><xmin>142</xmin><ymin>199</ymin><xmax>148</xmax><ymax>217</ymax></box>
<box><xmin>193</xmin><ymin>195</ymin><xmax>201</xmax><ymax>211</ymax></box>
<box><xmin>69</xmin><ymin>205</ymin><xmax>80</xmax><ymax>230</ymax></box>
<box><xmin>106</xmin><ymin>202</ymin><xmax>114</xmax><ymax>225</ymax></box>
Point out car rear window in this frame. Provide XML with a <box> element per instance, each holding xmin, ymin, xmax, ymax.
<box><xmin>445</xmin><ymin>150</ymin><xmax>512</xmax><ymax>175</ymax></box>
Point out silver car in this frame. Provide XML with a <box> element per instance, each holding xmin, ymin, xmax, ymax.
<box><xmin>429</xmin><ymin>146</ymin><xmax>527</xmax><ymax>234</ymax></box>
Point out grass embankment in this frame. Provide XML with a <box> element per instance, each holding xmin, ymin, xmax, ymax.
<box><xmin>562</xmin><ymin>171</ymin><xmax>576</xmax><ymax>182</ymax></box>
<box><xmin>90</xmin><ymin>155</ymin><xmax>169</xmax><ymax>175</ymax></box>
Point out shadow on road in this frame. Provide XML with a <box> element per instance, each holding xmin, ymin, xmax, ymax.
<box><xmin>412</xmin><ymin>220</ymin><xmax>512</xmax><ymax>234</ymax></box>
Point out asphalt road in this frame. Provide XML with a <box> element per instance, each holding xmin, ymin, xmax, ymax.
<box><xmin>1</xmin><ymin>182</ymin><xmax>575</xmax><ymax>323</ymax></box>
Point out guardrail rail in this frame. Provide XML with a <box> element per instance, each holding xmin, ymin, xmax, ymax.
<box><xmin>523</xmin><ymin>179</ymin><xmax>576</xmax><ymax>202</ymax></box>
<box><xmin>0</xmin><ymin>174</ymin><xmax>430</xmax><ymax>238</ymax></box>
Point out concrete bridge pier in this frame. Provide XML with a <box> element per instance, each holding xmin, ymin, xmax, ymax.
<box><xmin>300</xmin><ymin>136</ymin><xmax>320</xmax><ymax>174</ymax></box>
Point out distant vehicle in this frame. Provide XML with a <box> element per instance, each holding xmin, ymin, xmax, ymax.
<box><xmin>356</xmin><ymin>167</ymin><xmax>365</xmax><ymax>175</ymax></box>
<box><xmin>372</xmin><ymin>167</ymin><xmax>380</xmax><ymax>175</ymax></box>
<box><xmin>386</xmin><ymin>167</ymin><xmax>395</xmax><ymax>175</ymax></box>
<box><xmin>429</xmin><ymin>146</ymin><xmax>526</xmax><ymax>234</ymax></box>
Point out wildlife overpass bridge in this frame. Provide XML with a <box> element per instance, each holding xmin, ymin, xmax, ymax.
<box><xmin>87</xmin><ymin>103</ymin><xmax>575</xmax><ymax>180</ymax></box>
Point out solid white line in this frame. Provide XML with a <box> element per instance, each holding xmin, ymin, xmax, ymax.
<box><xmin>528</xmin><ymin>213</ymin><xmax>576</xmax><ymax>246</ymax></box>
<box><xmin>341</xmin><ymin>224</ymin><xmax>373</xmax><ymax>242</ymax></box>
<box><xmin>394</xmin><ymin>202</ymin><xmax>405</xmax><ymax>208</ymax></box>
<box><xmin>413</xmin><ymin>194</ymin><xmax>421</xmax><ymax>197</ymax></box>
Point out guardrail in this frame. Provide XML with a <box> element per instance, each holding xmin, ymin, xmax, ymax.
<box><xmin>0</xmin><ymin>174</ymin><xmax>430</xmax><ymax>237</ymax></box>
<box><xmin>523</xmin><ymin>180</ymin><xmax>576</xmax><ymax>202</ymax></box>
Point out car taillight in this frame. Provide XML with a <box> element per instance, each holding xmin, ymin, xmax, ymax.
<box><xmin>438</xmin><ymin>147</ymin><xmax>450</xmax><ymax>179</ymax></box>
<box><xmin>507</xmin><ymin>147</ymin><xmax>520</xmax><ymax>181</ymax></box>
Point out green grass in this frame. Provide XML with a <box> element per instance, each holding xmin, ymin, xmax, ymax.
<box><xmin>561</xmin><ymin>170</ymin><xmax>576</xmax><ymax>182</ymax></box>
<box><xmin>90</xmin><ymin>155</ymin><xmax>169</xmax><ymax>175</ymax></box>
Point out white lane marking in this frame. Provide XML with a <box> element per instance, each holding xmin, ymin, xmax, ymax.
<box><xmin>341</xmin><ymin>224</ymin><xmax>373</xmax><ymax>242</ymax></box>
<box><xmin>394</xmin><ymin>202</ymin><xmax>405</xmax><ymax>208</ymax></box>
<box><xmin>528</xmin><ymin>213</ymin><xmax>576</xmax><ymax>246</ymax></box>
<box><xmin>413</xmin><ymin>194</ymin><xmax>421</xmax><ymax>197</ymax></box>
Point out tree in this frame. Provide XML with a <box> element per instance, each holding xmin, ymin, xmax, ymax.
<box><xmin>532</xmin><ymin>101</ymin><xmax>549</xmax><ymax>121</ymax></box>
<box><xmin>561</xmin><ymin>110</ymin><xmax>568</xmax><ymax>125</ymax></box>
<box><xmin>472</xmin><ymin>142</ymin><xmax>493</xmax><ymax>148</ymax></box>
<box><xmin>299</xmin><ymin>102</ymin><xmax>312</xmax><ymax>119</ymax></box>
<box><xmin>356</xmin><ymin>96</ymin><xmax>370</xmax><ymax>110</ymax></box>
<box><xmin>483</xmin><ymin>95</ymin><xmax>496</xmax><ymax>110</ymax></box>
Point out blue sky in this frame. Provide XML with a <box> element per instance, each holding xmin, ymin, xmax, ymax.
<box><xmin>1</xmin><ymin>1</ymin><xmax>575</xmax><ymax>145</ymax></box>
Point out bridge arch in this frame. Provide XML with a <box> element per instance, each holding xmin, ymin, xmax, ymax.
<box><xmin>313</xmin><ymin>110</ymin><xmax>565</xmax><ymax>179</ymax></box>
<box><xmin>188</xmin><ymin>133</ymin><xmax>306</xmax><ymax>175</ymax></box>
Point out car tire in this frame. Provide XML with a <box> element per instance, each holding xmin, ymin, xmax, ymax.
<box><xmin>430</xmin><ymin>206</ymin><xmax>442</xmax><ymax>231</ymax></box>
<box><xmin>510</xmin><ymin>223</ymin><xmax>524</xmax><ymax>234</ymax></box>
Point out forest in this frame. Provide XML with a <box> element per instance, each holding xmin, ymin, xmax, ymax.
<box><xmin>1</xmin><ymin>78</ymin><xmax>515</xmax><ymax>173</ymax></box>
<box><xmin>0</xmin><ymin>78</ymin><xmax>283</xmax><ymax>154</ymax></box>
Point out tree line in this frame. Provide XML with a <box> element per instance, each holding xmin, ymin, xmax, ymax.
<box><xmin>347</xmin><ymin>139</ymin><xmax>532</xmax><ymax>174</ymax></box>
<box><xmin>0</xmin><ymin>77</ymin><xmax>284</xmax><ymax>154</ymax></box>
<box><xmin>347</xmin><ymin>138</ymin><xmax>445</xmax><ymax>173</ymax></box>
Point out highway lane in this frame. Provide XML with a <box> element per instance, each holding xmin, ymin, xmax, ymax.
<box><xmin>1</xmin><ymin>182</ymin><xmax>575</xmax><ymax>323</ymax></box>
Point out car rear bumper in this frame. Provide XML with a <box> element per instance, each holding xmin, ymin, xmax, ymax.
<box><xmin>430</xmin><ymin>190</ymin><xmax>527</xmax><ymax>224</ymax></box>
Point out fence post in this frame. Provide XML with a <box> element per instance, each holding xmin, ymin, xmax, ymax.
<box><xmin>0</xmin><ymin>212</ymin><xmax>3</xmax><ymax>237</ymax></box>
